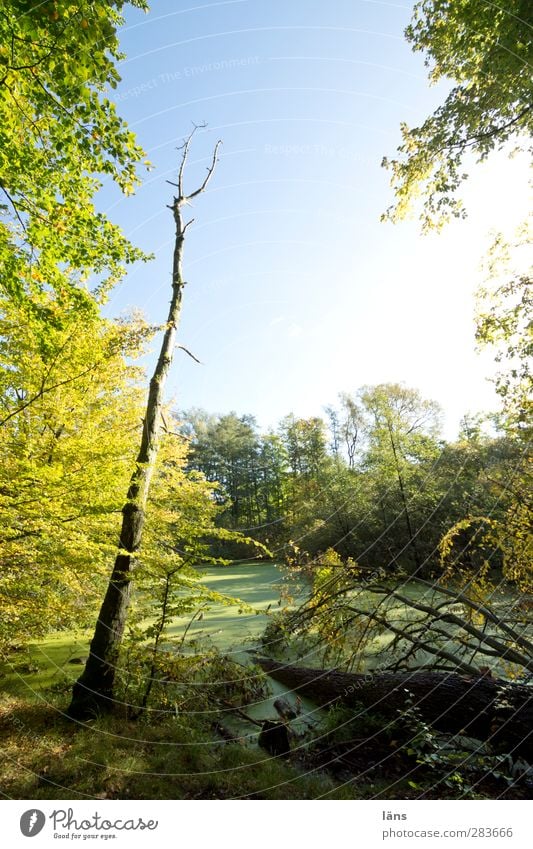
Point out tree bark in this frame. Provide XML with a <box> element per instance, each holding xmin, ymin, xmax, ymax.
<box><xmin>68</xmin><ymin>128</ymin><xmax>221</xmax><ymax>719</ymax></box>
<box><xmin>256</xmin><ymin>658</ymin><xmax>533</xmax><ymax>760</ymax></box>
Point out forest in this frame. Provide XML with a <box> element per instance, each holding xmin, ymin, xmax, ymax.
<box><xmin>0</xmin><ymin>0</ymin><xmax>531</xmax><ymax>803</ymax></box>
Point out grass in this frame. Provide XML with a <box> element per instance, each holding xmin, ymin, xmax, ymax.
<box><xmin>0</xmin><ymin>695</ymin><xmax>362</xmax><ymax>800</ymax></box>
<box><xmin>2</xmin><ymin>691</ymin><xmax>524</xmax><ymax>801</ymax></box>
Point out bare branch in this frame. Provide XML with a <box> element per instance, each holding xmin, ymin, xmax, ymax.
<box><xmin>345</xmin><ymin>605</ymin><xmax>481</xmax><ymax>676</ymax></box>
<box><xmin>177</xmin><ymin>123</ymin><xmax>205</xmax><ymax>198</ymax></box>
<box><xmin>411</xmin><ymin>577</ymin><xmax>533</xmax><ymax>654</ymax></box>
<box><xmin>367</xmin><ymin>584</ymin><xmax>533</xmax><ymax>672</ymax></box>
<box><xmin>186</xmin><ymin>139</ymin><xmax>222</xmax><ymax>202</ymax></box>
<box><xmin>177</xmin><ymin>344</ymin><xmax>202</xmax><ymax>365</ymax></box>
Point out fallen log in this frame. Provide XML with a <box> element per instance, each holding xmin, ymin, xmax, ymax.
<box><xmin>256</xmin><ymin>658</ymin><xmax>533</xmax><ymax>760</ymax></box>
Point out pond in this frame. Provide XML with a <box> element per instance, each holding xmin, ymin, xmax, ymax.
<box><xmin>163</xmin><ymin>561</ymin><xmax>319</xmax><ymax>729</ymax></box>
<box><xmin>4</xmin><ymin>561</ymin><xmax>523</xmax><ymax>716</ymax></box>
<box><xmin>165</xmin><ymin>560</ymin><xmax>306</xmax><ymax>655</ymax></box>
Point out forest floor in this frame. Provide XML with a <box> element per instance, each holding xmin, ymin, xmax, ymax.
<box><xmin>0</xmin><ymin>692</ymin><xmax>359</xmax><ymax>800</ymax></box>
<box><xmin>1</xmin><ymin>686</ymin><xmax>528</xmax><ymax>800</ymax></box>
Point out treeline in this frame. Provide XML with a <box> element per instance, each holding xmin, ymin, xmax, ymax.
<box><xmin>179</xmin><ymin>383</ymin><xmax>529</xmax><ymax>581</ymax></box>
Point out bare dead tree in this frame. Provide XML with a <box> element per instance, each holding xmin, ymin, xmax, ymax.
<box><xmin>68</xmin><ymin>125</ymin><xmax>222</xmax><ymax>719</ymax></box>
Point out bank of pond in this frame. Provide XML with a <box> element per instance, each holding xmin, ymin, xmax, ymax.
<box><xmin>1</xmin><ymin>560</ymin><xmax>531</xmax><ymax>800</ymax></box>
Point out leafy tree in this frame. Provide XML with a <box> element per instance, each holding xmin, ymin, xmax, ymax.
<box><xmin>279</xmin><ymin>415</ymin><xmax>328</xmax><ymax>478</ymax></box>
<box><xmin>337</xmin><ymin>393</ymin><xmax>363</xmax><ymax>468</ymax></box>
<box><xmin>204</xmin><ymin>413</ymin><xmax>261</xmax><ymax>527</ymax></box>
<box><xmin>427</xmin><ymin>425</ymin><xmax>513</xmax><ymax>561</ymax></box>
<box><xmin>382</xmin><ymin>0</ymin><xmax>533</xmax><ymax>229</ymax></box>
<box><xmin>476</xmin><ymin>225</ymin><xmax>532</xmax><ymax>432</ymax></box>
<box><xmin>356</xmin><ymin>383</ymin><xmax>443</xmax><ymax>572</ymax></box>
<box><xmin>257</xmin><ymin>433</ymin><xmax>288</xmax><ymax>532</ymax></box>
<box><xmin>460</xmin><ymin>224</ymin><xmax>533</xmax><ymax>592</ymax></box>
<box><xmin>284</xmin><ymin>457</ymin><xmax>367</xmax><ymax>560</ymax></box>
<box><xmin>0</xmin><ymin>292</ymin><xmax>150</xmax><ymax>657</ymax></box>
<box><xmin>0</xmin><ymin>0</ymin><xmax>149</xmax><ymax>318</ymax></box>
<box><xmin>276</xmin><ymin>415</ymin><xmax>330</xmax><ymax>550</ymax></box>
<box><xmin>183</xmin><ymin>409</ymin><xmax>289</xmax><ymax>541</ymax></box>
<box><xmin>183</xmin><ymin>410</ymin><xmax>259</xmax><ymax>523</ymax></box>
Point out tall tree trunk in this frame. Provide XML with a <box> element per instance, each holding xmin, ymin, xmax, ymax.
<box><xmin>68</xmin><ymin>127</ymin><xmax>221</xmax><ymax>719</ymax></box>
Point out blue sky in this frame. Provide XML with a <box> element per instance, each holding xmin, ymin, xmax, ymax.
<box><xmin>98</xmin><ymin>0</ymin><xmax>530</xmax><ymax>437</ymax></box>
